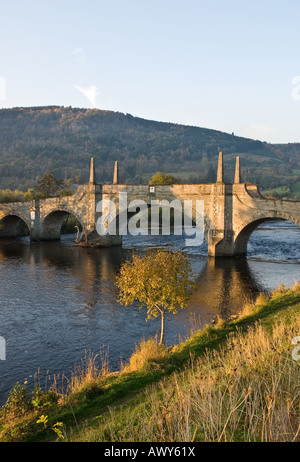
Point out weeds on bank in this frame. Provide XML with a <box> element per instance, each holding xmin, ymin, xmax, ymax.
<box><xmin>75</xmin><ymin>310</ymin><xmax>300</xmax><ymax>442</ymax></box>
<box><xmin>0</xmin><ymin>281</ymin><xmax>299</xmax><ymax>442</ymax></box>
<box><xmin>0</xmin><ymin>348</ymin><xmax>110</xmax><ymax>441</ymax></box>
<box><xmin>120</xmin><ymin>337</ymin><xmax>167</xmax><ymax>373</ymax></box>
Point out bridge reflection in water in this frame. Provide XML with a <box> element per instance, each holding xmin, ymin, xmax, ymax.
<box><xmin>0</xmin><ymin>219</ymin><xmax>299</xmax><ymax>405</ymax></box>
<box><xmin>0</xmin><ymin>235</ymin><xmax>268</xmax><ymax>330</ymax></box>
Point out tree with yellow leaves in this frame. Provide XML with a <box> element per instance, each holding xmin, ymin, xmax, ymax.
<box><xmin>115</xmin><ymin>250</ymin><xmax>194</xmax><ymax>345</ymax></box>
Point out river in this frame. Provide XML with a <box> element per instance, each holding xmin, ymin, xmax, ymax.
<box><xmin>0</xmin><ymin>220</ymin><xmax>299</xmax><ymax>405</ymax></box>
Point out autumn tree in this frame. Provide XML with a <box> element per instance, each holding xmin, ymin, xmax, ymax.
<box><xmin>34</xmin><ymin>172</ymin><xmax>74</xmax><ymax>199</ymax></box>
<box><xmin>149</xmin><ymin>172</ymin><xmax>180</xmax><ymax>185</ymax></box>
<box><xmin>34</xmin><ymin>171</ymin><xmax>64</xmax><ymax>198</ymax></box>
<box><xmin>115</xmin><ymin>250</ymin><xmax>194</xmax><ymax>345</ymax></box>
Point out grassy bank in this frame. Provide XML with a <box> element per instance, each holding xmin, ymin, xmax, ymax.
<box><xmin>0</xmin><ymin>282</ymin><xmax>299</xmax><ymax>442</ymax></box>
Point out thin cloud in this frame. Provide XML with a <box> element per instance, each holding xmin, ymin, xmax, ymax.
<box><xmin>74</xmin><ymin>84</ymin><xmax>99</xmax><ymax>107</ymax></box>
<box><xmin>71</xmin><ymin>47</ymin><xmax>87</xmax><ymax>64</ymax></box>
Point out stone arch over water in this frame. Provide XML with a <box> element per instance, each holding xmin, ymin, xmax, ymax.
<box><xmin>0</xmin><ymin>214</ymin><xmax>30</xmax><ymax>237</ymax></box>
<box><xmin>234</xmin><ymin>216</ymin><xmax>300</xmax><ymax>256</ymax></box>
<box><xmin>41</xmin><ymin>209</ymin><xmax>84</xmax><ymax>240</ymax></box>
<box><xmin>97</xmin><ymin>196</ymin><xmax>208</xmax><ymax>248</ymax></box>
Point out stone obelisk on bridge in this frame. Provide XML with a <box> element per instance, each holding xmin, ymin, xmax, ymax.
<box><xmin>0</xmin><ymin>153</ymin><xmax>299</xmax><ymax>257</ymax></box>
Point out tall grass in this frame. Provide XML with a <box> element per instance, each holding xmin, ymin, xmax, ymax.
<box><xmin>120</xmin><ymin>337</ymin><xmax>167</xmax><ymax>373</ymax></box>
<box><xmin>51</xmin><ymin>348</ymin><xmax>110</xmax><ymax>405</ymax></box>
<box><xmin>77</xmin><ymin>310</ymin><xmax>300</xmax><ymax>442</ymax></box>
<box><xmin>1</xmin><ymin>282</ymin><xmax>299</xmax><ymax>442</ymax></box>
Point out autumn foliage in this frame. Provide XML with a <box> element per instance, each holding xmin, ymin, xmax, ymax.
<box><xmin>115</xmin><ymin>250</ymin><xmax>194</xmax><ymax>345</ymax></box>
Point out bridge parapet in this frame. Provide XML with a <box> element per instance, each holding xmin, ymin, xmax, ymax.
<box><xmin>0</xmin><ymin>155</ymin><xmax>299</xmax><ymax>256</ymax></box>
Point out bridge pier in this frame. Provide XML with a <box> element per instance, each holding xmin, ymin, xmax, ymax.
<box><xmin>207</xmin><ymin>154</ymin><xmax>235</xmax><ymax>257</ymax></box>
<box><xmin>208</xmin><ymin>236</ymin><xmax>245</xmax><ymax>258</ymax></box>
<box><xmin>75</xmin><ymin>228</ymin><xmax>122</xmax><ymax>247</ymax></box>
<box><xmin>0</xmin><ymin>156</ymin><xmax>299</xmax><ymax>257</ymax></box>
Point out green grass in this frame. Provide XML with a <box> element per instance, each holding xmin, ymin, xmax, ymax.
<box><xmin>1</xmin><ymin>282</ymin><xmax>299</xmax><ymax>442</ymax></box>
<box><xmin>263</xmin><ymin>183</ymin><xmax>300</xmax><ymax>200</ymax></box>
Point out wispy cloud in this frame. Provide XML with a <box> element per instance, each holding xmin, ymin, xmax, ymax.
<box><xmin>74</xmin><ymin>84</ymin><xmax>99</xmax><ymax>107</ymax></box>
<box><xmin>71</xmin><ymin>47</ymin><xmax>87</xmax><ymax>64</ymax></box>
<box><xmin>291</xmin><ymin>76</ymin><xmax>300</xmax><ymax>101</ymax></box>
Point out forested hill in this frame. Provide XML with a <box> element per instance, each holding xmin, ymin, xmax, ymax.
<box><xmin>0</xmin><ymin>106</ymin><xmax>300</xmax><ymax>198</ymax></box>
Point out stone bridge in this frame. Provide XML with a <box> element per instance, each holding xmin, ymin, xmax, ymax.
<box><xmin>0</xmin><ymin>154</ymin><xmax>299</xmax><ymax>257</ymax></box>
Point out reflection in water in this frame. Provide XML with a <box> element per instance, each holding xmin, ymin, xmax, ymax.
<box><xmin>189</xmin><ymin>257</ymin><xmax>259</xmax><ymax>320</ymax></box>
<box><xmin>0</xmin><ymin>220</ymin><xmax>299</xmax><ymax>405</ymax></box>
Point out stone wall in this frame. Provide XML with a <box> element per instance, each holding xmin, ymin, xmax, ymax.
<box><xmin>1</xmin><ymin>157</ymin><xmax>300</xmax><ymax>257</ymax></box>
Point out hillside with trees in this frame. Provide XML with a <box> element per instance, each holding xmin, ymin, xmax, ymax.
<box><xmin>0</xmin><ymin>106</ymin><xmax>299</xmax><ymax>199</ymax></box>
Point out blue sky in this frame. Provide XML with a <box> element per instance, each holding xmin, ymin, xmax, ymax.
<box><xmin>1</xmin><ymin>0</ymin><xmax>300</xmax><ymax>143</ymax></box>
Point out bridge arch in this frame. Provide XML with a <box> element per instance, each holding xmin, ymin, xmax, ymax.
<box><xmin>234</xmin><ymin>215</ymin><xmax>300</xmax><ymax>256</ymax></box>
<box><xmin>0</xmin><ymin>213</ymin><xmax>31</xmax><ymax>238</ymax></box>
<box><xmin>96</xmin><ymin>196</ymin><xmax>208</xmax><ymax>247</ymax></box>
<box><xmin>41</xmin><ymin>209</ymin><xmax>84</xmax><ymax>241</ymax></box>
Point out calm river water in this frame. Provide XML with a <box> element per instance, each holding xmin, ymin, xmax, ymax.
<box><xmin>0</xmin><ymin>220</ymin><xmax>299</xmax><ymax>405</ymax></box>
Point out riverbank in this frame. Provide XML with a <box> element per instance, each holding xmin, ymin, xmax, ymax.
<box><xmin>0</xmin><ymin>282</ymin><xmax>299</xmax><ymax>442</ymax></box>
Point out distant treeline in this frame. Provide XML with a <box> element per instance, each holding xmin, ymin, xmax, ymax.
<box><xmin>0</xmin><ymin>106</ymin><xmax>299</xmax><ymax>197</ymax></box>
<box><xmin>0</xmin><ymin>171</ymin><xmax>75</xmax><ymax>203</ymax></box>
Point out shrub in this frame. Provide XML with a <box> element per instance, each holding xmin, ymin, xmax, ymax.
<box><xmin>31</xmin><ymin>386</ymin><xmax>58</xmax><ymax>410</ymax></box>
<box><xmin>255</xmin><ymin>292</ymin><xmax>270</xmax><ymax>306</ymax></box>
<box><xmin>0</xmin><ymin>381</ymin><xmax>32</xmax><ymax>421</ymax></box>
<box><xmin>122</xmin><ymin>337</ymin><xmax>167</xmax><ymax>373</ymax></box>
